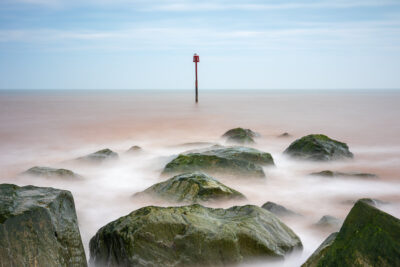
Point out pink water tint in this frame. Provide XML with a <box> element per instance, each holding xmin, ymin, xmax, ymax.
<box><xmin>0</xmin><ymin>89</ymin><xmax>399</xmax><ymax>266</ymax></box>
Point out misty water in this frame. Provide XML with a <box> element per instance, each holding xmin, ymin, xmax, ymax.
<box><xmin>1</xmin><ymin>89</ymin><xmax>400</xmax><ymax>266</ymax></box>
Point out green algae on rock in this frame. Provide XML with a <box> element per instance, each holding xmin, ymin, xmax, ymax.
<box><xmin>222</xmin><ymin>127</ymin><xmax>259</xmax><ymax>144</ymax></box>
<box><xmin>302</xmin><ymin>199</ymin><xmax>400</xmax><ymax>267</ymax></box>
<box><xmin>262</xmin><ymin>201</ymin><xmax>299</xmax><ymax>217</ymax></box>
<box><xmin>90</xmin><ymin>204</ymin><xmax>302</xmax><ymax>267</ymax></box>
<box><xmin>77</xmin><ymin>148</ymin><xmax>118</xmax><ymax>163</ymax></box>
<box><xmin>22</xmin><ymin>166</ymin><xmax>81</xmax><ymax>179</ymax></box>
<box><xmin>284</xmin><ymin>134</ymin><xmax>353</xmax><ymax>161</ymax></box>
<box><xmin>163</xmin><ymin>145</ymin><xmax>274</xmax><ymax>178</ymax></box>
<box><xmin>0</xmin><ymin>184</ymin><xmax>87</xmax><ymax>267</ymax></box>
<box><xmin>302</xmin><ymin>232</ymin><xmax>338</xmax><ymax>267</ymax></box>
<box><xmin>135</xmin><ymin>172</ymin><xmax>245</xmax><ymax>203</ymax></box>
<box><xmin>310</xmin><ymin>170</ymin><xmax>377</xmax><ymax>179</ymax></box>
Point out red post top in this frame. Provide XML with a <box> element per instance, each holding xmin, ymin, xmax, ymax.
<box><xmin>193</xmin><ymin>53</ymin><xmax>200</xmax><ymax>63</ymax></box>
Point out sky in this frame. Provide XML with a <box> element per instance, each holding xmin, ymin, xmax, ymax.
<box><xmin>0</xmin><ymin>0</ymin><xmax>400</xmax><ymax>90</ymax></box>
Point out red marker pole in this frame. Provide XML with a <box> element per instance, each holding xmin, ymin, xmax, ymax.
<box><xmin>193</xmin><ymin>53</ymin><xmax>200</xmax><ymax>103</ymax></box>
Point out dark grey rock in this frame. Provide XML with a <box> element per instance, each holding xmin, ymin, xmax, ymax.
<box><xmin>0</xmin><ymin>183</ymin><xmax>87</xmax><ymax>266</ymax></box>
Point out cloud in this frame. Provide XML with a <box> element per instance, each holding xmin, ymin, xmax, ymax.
<box><xmin>1</xmin><ymin>19</ymin><xmax>399</xmax><ymax>52</ymax></box>
<box><xmin>7</xmin><ymin>0</ymin><xmax>400</xmax><ymax>10</ymax></box>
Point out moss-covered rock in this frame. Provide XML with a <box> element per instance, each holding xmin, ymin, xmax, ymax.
<box><xmin>136</xmin><ymin>172</ymin><xmax>245</xmax><ymax>203</ymax></box>
<box><xmin>311</xmin><ymin>170</ymin><xmax>377</xmax><ymax>179</ymax></box>
<box><xmin>222</xmin><ymin>128</ymin><xmax>259</xmax><ymax>144</ymax></box>
<box><xmin>262</xmin><ymin>201</ymin><xmax>299</xmax><ymax>217</ymax></box>
<box><xmin>22</xmin><ymin>166</ymin><xmax>81</xmax><ymax>179</ymax></box>
<box><xmin>302</xmin><ymin>199</ymin><xmax>400</xmax><ymax>267</ymax></box>
<box><xmin>90</xmin><ymin>204</ymin><xmax>302</xmax><ymax>267</ymax></box>
<box><xmin>163</xmin><ymin>146</ymin><xmax>274</xmax><ymax>178</ymax></box>
<box><xmin>303</xmin><ymin>232</ymin><xmax>338</xmax><ymax>267</ymax></box>
<box><xmin>77</xmin><ymin>148</ymin><xmax>118</xmax><ymax>163</ymax></box>
<box><xmin>284</xmin><ymin>134</ymin><xmax>353</xmax><ymax>161</ymax></box>
<box><xmin>0</xmin><ymin>184</ymin><xmax>87</xmax><ymax>266</ymax></box>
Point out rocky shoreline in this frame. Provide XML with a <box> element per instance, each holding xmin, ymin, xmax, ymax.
<box><xmin>1</xmin><ymin>129</ymin><xmax>399</xmax><ymax>266</ymax></box>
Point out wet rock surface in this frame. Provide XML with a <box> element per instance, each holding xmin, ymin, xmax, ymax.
<box><xmin>22</xmin><ymin>166</ymin><xmax>81</xmax><ymax>179</ymax></box>
<box><xmin>163</xmin><ymin>145</ymin><xmax>274</xmax><ymax>178</ymax></box>
<box><xmin>76</xmin><ymin>148</ymin><xmax>118</xmax><ymax>163</ymax></box>
<box><xmin>303</xmin><ymin>199</ymin><xmax>400</xmax><ymax>267</ymax></box>
<box><xmin>261</xmin><ymin>201</ymin><xmax>299</xmax><ymax>217</ymax></box>
<box><xmin>90</xmin><ymin>204</ymin><xmax>302</xmax><ymax>267</ymax></box>
<box><xmin>0</xmin><ymin>184</ymin><xmax>87</xmax><ymax>267</ymax></box>
<box><xmin>135</xmin><ymin>172</ymin><xmax>245</xmax><ymax>203</ymax></box>
<box><xmin>222</xmin><ymin>127</ymin><xmax>259</xmax><ymax>144</ymax></box>
<box><xmin>311</xmin><ymin>170</ymin><xmax>377</xmax><ymax>179</ymax></box>
<box><xmin>284</xmin><ymin>134</ymin><xmax>353</xmax><ymax>161</ymax></box>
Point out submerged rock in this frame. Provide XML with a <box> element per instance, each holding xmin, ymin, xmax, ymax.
<box><xmin>77</xmin><ymin>148</ymin><xmax>118</xmax><ymax>163</ymax></box>
<box><xmin>284</xmin><ymin>134</ymin><xmax>353</xmax><ymax>161</ymax></box>
<box><xmin>278</xmin><ymin>132</ymin><xmax>291</xmax><ymax>138</ymax></box>
<box><xmin>22</xmin><ymin>166</ymin><xmax>81</xmax><ymax>179</ymax></box>
<box><xmin>126</xmin><ymin>145</ymin><xmax>142</xmax><ymax>153</ymax></box>
<box><xmin>90</xmin><ymin>204</ymin><xmax>302</xmax><ymax>267</ymax></box>
<box><xmin>303</xmin><ymin>199</ymin><xmax>400</xmax><ymax>267</ymax></box>
<box><xmin>163</xmin><ymin>146</ymin><xmax>274</xmax><ymax>178</ymax></box>
<box><xmin>314</xmin><ymin>215</ymin><xmax>343</xmax><ymax>229</ymax></box>
<box><xmin>222</xmin><ymin>127</ymin><xmax>259</xmax><ymax>144</ymax></box>
<box><xmin>135</xmin><ymin>172</ymin><xmax>245</xmax><ymax>203</ymax></box>
<box><xmin>0</xmin><ymin>184</ymin><xmax>87</xmax><ymax>266</ymax></box>
<box><xmin>262</xmin><ymin>201</ymin><xmax>299</xmax><ymax>217</ymax></box>
<box><xmin>311</xmin><ymin>170</ymin><xmax>377</xmax><ymax>179</ymax></box>
<box><xmin>346</xmin><ymin>198</ymin><xmax>388</xmax><ymax>207</ymax></box>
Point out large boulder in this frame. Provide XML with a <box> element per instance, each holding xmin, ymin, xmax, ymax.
<box><xmin>284</xmin><ymin>134</ymin><xmax>353</xmax><ymax>161</ymax></box>
<box><xmin>262</xmin><ymin>201</ymin><xmax>299</xmax><ymax>217</ymax></box>
<box><xmin>222</xmin><ymin>128</ymin><xmax>259</xmax><ymax>144</ymax></box>
<box><xmin>22</xmin><ymin>166</ymin><xmax>81</xmax><ymax>179</ymax></box>
<box><xmin>90</xmin><ymin>204</ymin><xmax>302</xmax><ymax>267</ymax></box>
<box><xmin>310</xmin><ymin>170</ymin><xmax>377</xmax><ymax>179</ymax></box>
<box><xmin>76</xmin><ymin>148</ymin><xmax>118</xmax><ymax>163</ymax></box>
<box><xmin>0</xmin><ymin>184</ymin><xmax>87</xmax><ymax>266</ymax></box>
<box><xmin>163</xmin><ymin>145</ymin><xmax>274</xmax><ymax>178</ymax></box>
<box><xmin>135</xmin><ymin>172</ymin><xmax>245</xmax><ymax>203</ymax></box>
<box><xmin>302</xmin><ymin>199</ymin><xmax>400</xmax><ymax>267</ymax></box>
<box><xmin>302</xmin><ymin>232</ymin><xmax>338</xmax><ymax>267</ymax></box>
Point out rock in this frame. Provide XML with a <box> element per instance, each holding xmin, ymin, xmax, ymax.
<box><xmin>163</xmin><ymin>146</ymin><xmax>274</xmax><ymax>178</ymax></box>
<box><xmin>135</xmin><ymin>172</ymin><xmax>245</xmax><ymax>203</ymax></box>
<box><xmin>261</xmin><ymin>201</ymin><xmax>299</xmax><ymax>217</ymax></box>
<box><xmin>283</xmin><ymin>134</ymin><xmax>353</xmax><ymax>161</ymax></box>
<box><xmin>21</xmin><ymin>166</ymin><xmax>81</xmax><ymax>179</ymax></box>
<box><xmin>311</xmin><ymin>170</ymin><xmax>377</xmax><ymax>179</ymax></box>
<box><xmin>177</xmin><ymin>142</ymin><xmax>218</xmax><ymax>148</ymax></box>
<box><xmin>76</xmin><ymin>148</ymin><xmax>118</xmax><ymax>163</ymax></box>
<box><xmin>303</xmin><ymin>199</ymin><xmax>400</xmax><ymax>267</ymax></box>
<box><xmin>315</xmin><ymin>215</ymin><xmax>343</xmax><ymax>229</ymax></box>
<box><xmin>278</xmin><ymin>132</ymin><xmax>291</xmax><ymax>138</ymax></box>
<box><xmin>0</xmin><ymin>184</ymin><xmax>87</xmax><ymax>266</ymax></box>
<box><xmin>341</xmin><ymin>198</ymin><xmax>389</xmax><ymax>207</ymax></box>
<box><xmin>222</xmin><ymin>128</ymin><xmax>259</xmax><ymax>144</ymax></box>
<box><xmin>302</xmin><ymin>232</ymin><xmax>338</xmax><ymax>267</ymax></box>
<box><xmin>126</xmin><ymin>145</ymin><xmax>142</xmax><ymax>153</ymax></box>
<box><xmin>89</xmin><ymin>204</ymin><xmax>302</xmax><ymax>267</ymax></box>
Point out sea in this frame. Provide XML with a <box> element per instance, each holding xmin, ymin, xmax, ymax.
<box><xmin>1</xmin><ymin>89</ymin><xmax>399</xmax><ymax>266</ymax></box>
